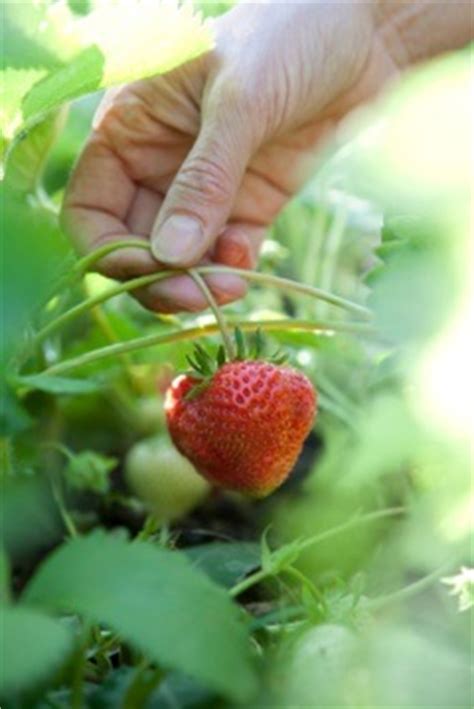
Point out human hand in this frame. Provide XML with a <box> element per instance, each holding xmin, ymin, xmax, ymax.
<box><xmin>62</xmin><ymin>1</ymin><xmax>404</xmax><ymax>313</ymax></box>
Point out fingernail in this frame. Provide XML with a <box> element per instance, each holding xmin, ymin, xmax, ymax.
<box><xmin>151</xmin><ymin>215</ymin><xmax>205</xmax><ymax>265</ymax></box>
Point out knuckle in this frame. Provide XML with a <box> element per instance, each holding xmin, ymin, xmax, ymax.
<box><xmin>175</xmin><ymin>156</ymin><xmax>233</xmax><ymax>205</ymax></box>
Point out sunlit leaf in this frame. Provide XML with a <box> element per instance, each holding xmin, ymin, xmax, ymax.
<box><xmin>0</xmin><ymin>68</ymin><xmax>47</xmax><ymax>144</ymax></box>
<box><xmin>2</xmin><ymin>1</ymin><xmax>82</xmax><ymax>67</ymax></box>
<box><xmin>1</xmin><ymin>186</ymin><xmax>71</xmax><ymax>367</ymax></box>
<box><xmin>4</xmin><ymin>1</ymin><xmax>213</xmax><ymax>149</ymax></box>
<box><xmin>81</xmin><ymin>0</ymin><xmax>213</xmax><ymax>87</ymax></box>
<box><xmin>22</xmin><ymin>46</ymin><xmax>105</xmax><ymax>127</ymax></box>
<box><xmin>5</xmin><ymin>107</ymin><xmax>68</xmax><ymax>193</ymax></box>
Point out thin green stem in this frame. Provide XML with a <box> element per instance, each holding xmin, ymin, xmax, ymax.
<box><xmin>39</xmin><ymin>319</ymin><xmax>375</xmax><ymax>377</ymax></box>
<box><xmin>33</xmin><ymin>263</ymin><xmax>371</xmax><ymax>351</ymax></box>
<box><xmin>367</xmin><ymin>561</ymin><xmax>454</xmax><ymax>611</ymax></box>
<box><xmin>72</xmin><ymin>239</ymin><xmax>152</xmax><ymax>276</ymax></box>
<box><xmin>317</xmin><ymin>202</ymin><xmax>348</xmax><ymax>319</ymax></box>
<box><xmin>297</xmin><ymin>506</ymin><xmax>404</xmax><ymax>554</ymax></box>
<box><xmin>188</xmin><ymin>268</ymin><xmax>236</xmax><ymax>360</ymax></box>
<box><xmin>198</xmin><ymin>266</ymin><xmax>372</xmax><ymax>320</ymax></box>
<box><xmin>135</xmin><ymin>514</ymin><xmax>162</xmax><ymax>542</ymax></box>
<box><xmin>229</xmin><ymin>568</ymin><xmax>269</xmax><ymax>598</ymax></box>
<box><xmin>230</xmin><ymin>507</ymin><xmax>404</xmax><ymax>598</ymax></box>
<box><xmin>70</xmin><ymin>242</ymin><xmax>368</xmax><ymax>317</ymax></box>
<box><xmin>284</xmin><ymin>566</ymin><xmax>322</xmax><ymax>605</ymax></box>
<box><xmin>32</xmin><ymin>269</ymin><xmax>176</xmax><ymax>347</ymax></box>
<box><xmin>51</xmin><ymin>476</ymin><xmax>78</xmax><ymax>538</ymax></box>
<box><xmin>42</xmin><ymin>442</ymin><xmax>78</xmax><ymax>538</ymax></box>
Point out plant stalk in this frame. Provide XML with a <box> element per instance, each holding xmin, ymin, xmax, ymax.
<box><xmin>230</xmin><ymin>507</ymin><xmax>404</xmax><ymax>598</ymax></box>
<box><xmin>188</xmin><ymin>268</ymin><xmax>236</xmax><ymax>360</ymax></box>
<box><xmin>33</xmin><ymin>263</ymin><xmax>371</xmax><ymax>351</ymax></box>
<box><xmin>38</xmin><ymin>319</ymin><xmax>375</xmax><ymax>377</ymax></box>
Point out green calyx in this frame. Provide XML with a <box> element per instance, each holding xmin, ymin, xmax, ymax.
<box><xmin>183</xmin><ymin>328</ymin><xmax>288</xmax><ymax>400</ymax></box>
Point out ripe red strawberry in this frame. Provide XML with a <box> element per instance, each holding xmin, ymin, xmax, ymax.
<box><xmin>165</xmin><ymin>354</ymin><xmax>316</xmax><ymax>498</ymax></box>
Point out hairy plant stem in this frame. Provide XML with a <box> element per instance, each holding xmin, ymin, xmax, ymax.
<box><xmin>39</xmin><ymin>319</ymin><xmax>375</xmax><ymax>377</ymax></box>
<box><xmin>33</xmin><ymin>261</ymin><xmax>371</xmax><ymax>351</ymax></box>
<box><xmin>72</xmin><ymin>239</ymin><xmax>152</xmax><ymax>276</ymax></box>
<box><xmin>198</xmin><ymin>266</ymin><xmax>372</xmax><ymax>319</ymax></box>
<box><xmin>188</xmin><ymin>268</ymin><xmax>236</xmax><ymax>360</ymax></box>
<box><xmin>229</xmin><ymin>507</ymin><xmax>404</xmax><ymax>598</ymax></box>
<box><xmin>42</xmin><ymin>442</ymin><xmax>79</xmax><ymax>537</ymax></box>
<box><xmin>366</xmin><ymin>560</ymin><xmax>455</xmax><ymax>611</ymax></box>
<box><xmin>32</xmin><ymin>269</ymin><xmax>176</xmax><ymax>348</ymax></box>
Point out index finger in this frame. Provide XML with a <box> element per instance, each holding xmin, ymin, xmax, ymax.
<box><xmin>61</xmin><ymin>133</ymin><xmax>159</xmax><ymax>280</ymax></box>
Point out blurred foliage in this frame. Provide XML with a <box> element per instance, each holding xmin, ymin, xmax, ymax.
<box><xmin>0</xmin><ymin>2</ymin><xmax>472</xmax><ymax>706</ymax></box>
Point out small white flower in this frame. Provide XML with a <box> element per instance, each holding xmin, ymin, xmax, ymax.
<box><xmin>441</xmin><ymin>567</ymin><xmax>474</xmax><ymax>612</ymax></box>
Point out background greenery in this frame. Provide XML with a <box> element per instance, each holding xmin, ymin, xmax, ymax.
<box><xmin>1</xmin><ymin>1</ymin><xmax>472</xmax><ymax>707</ymax></box>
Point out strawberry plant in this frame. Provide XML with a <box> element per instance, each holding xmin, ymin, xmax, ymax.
<box><xmin>1</xmin><ymin>3</ymin><xmax>472</xmax><ymax>708</ymax></box>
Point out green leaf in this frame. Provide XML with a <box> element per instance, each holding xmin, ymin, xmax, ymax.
<box><xmin>252</xmin><ymin>328</ymin><xmax>265</xmax><ymax>359</ymax></box>
<box><xmin>216</xmin><ymin>344</ymin><xmax>226</xmax><ymax>367</ymax></box>
<box><xmin>148</xmin><ymin>671</ymin><xmax>217</xmax><ymax>709</ymax></box>
<box><xmin>0</xmin><ymin>384</ymin><xmax>33</xmax><ymax>435</ymax></box>
<box><xmin>1</xmin><ymin>477</ymin><xmax>62</xmax><ymax>559</ymax></box>
<box><xmin>185</xmin><ymin>354</ymin><xmax>204</xmax><ymax>375</ymax></box>
<box><xmin>1</xmin><ymin>187</ymin><xmax>71</xmax><ymax>368</ymax></box>
<box><xmin>0</xmin><ymin>68</ymin><xmax>47</xmax><ymax>145</ymax></box>
<box><xmin>89</xmin><ymin>668</ymin><xmax>216</xmax><ymax>709</ymax></box>
<box><xmin>22</xmin><ymin>46</ymin><xmax>105</xmax><ymax>127</ymax></box>
<box><xmin>184</xmin><ymin>380</ymin><xmax>211</xmax><ymax>401</ymax></box>
<box><xmin>5</xmin><ymin>107</ymin><xmax>68</xmax><ymax>194</ymax></box>
<box><xmin>193</xmin><ymin>343</ymin><xmax>214</xmax><ymax>374</ymax></box>
<box><xmin>63</xmin><ymin>451</ymin><xmax>117</xmax><ymax>494</ymax></box>
<box><xmin>4</xmin><ymin>3</ymin><xmax>213</xmax><ymax>147</ymax></box>
<box><xmin>270</xmin><ymin>349</ymin><xmax>289</xmax><ymax>366</ymax></box>
<box><xmin>185</xmin><ymin>542</ymin><xmax>260</xmax><ymax>588</ymax></box>
<box><xmin>0</xmin><ymin>605</ymin><xmax>73</xmax><ymax>697</ymax></box>
<box><xmin>87</xmin><ymin>1</ymin><xmax>213</xmax><ymax>87</ymax></box>
<box><xmin>234</xmin><ymin>327</ymin><xmax>246</xmax><ymax>360</ymax></box>
<box><xmin>1</xmin><ymin>2</ymin><xmax>81</xmax><ymax>68</ymax></box>
<box><xmin>16</xmin><ymin>373</ymin><xmax>103</xmax><ymax>395</ymax></box>
<box><xmin>23</xmin><ymin>532</ymin><xmax>257</xmax><ymax>702</ymax></box>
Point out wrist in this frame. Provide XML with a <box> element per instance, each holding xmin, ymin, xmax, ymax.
<box><xmin>375</xmin><ymin>1</ymin><xmax>474</xmax><ymax>67</ymax></box>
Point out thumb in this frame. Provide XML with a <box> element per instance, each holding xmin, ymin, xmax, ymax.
<box><xmin>151</xmin><ymin>107</ymin><xmax>253</xmax><ymax>267</ymax></box>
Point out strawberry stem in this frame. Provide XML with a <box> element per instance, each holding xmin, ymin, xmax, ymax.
<box><xmin>32</xmin><ymin>264</ymin><xmax>371</xmax><ymax>354</ymax></box>
<box><xmin>198</xmin><ymin>266</ymin><xmax>372</xmax><ymax>319</ymax></box>
<box><xmin>229</xmin><ymin>507</ymin><xmax>404</xmax><ymax>598</ymax></box>
<box><xmin>72</xmin><ymin>238</ymin><xmax>152</xmax><ymax>277</ymax></box>
<box><xmin>187</xmin><ymin>269</ymin><xmax>236</xmax><ymax>360</ymax></box>
<box><xmin>31</xmin><ymin>268</ymin><xmax>178</xmax><ymax>349</ymax></box>
<box><xmin>33</xmin><ymin>318</ymin><xmax>375</xmax><ymax>377</ymax></box>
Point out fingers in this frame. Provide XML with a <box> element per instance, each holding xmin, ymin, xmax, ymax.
<box><xmin>134</xmin><ymin>272</ymin><xmax>248</xmax><ymax>313</ymax></box>
<box><xmin>214</xmin><ymin>225</ymin><xmax>265</xmax><ymax>270</ymax></box>
<box><xmin>61</xmin><ymin>135</ymin><xmax>159</xmax><ymax>280</ymax></box>
<box><xmin>150</xmin><ymin>87</ymin><xmax>256</xmax><ymax>268</ymax></box>
<box><xmin>134</xmin><ymin>224</ymin><xmax>265</xmax><ymax>313</ymax></box>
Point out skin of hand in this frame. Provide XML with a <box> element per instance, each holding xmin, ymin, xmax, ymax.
<box><xmin>61</xmin><ymin>1</ymin><xmax>471</xmax><ymax>313</ymax></box>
